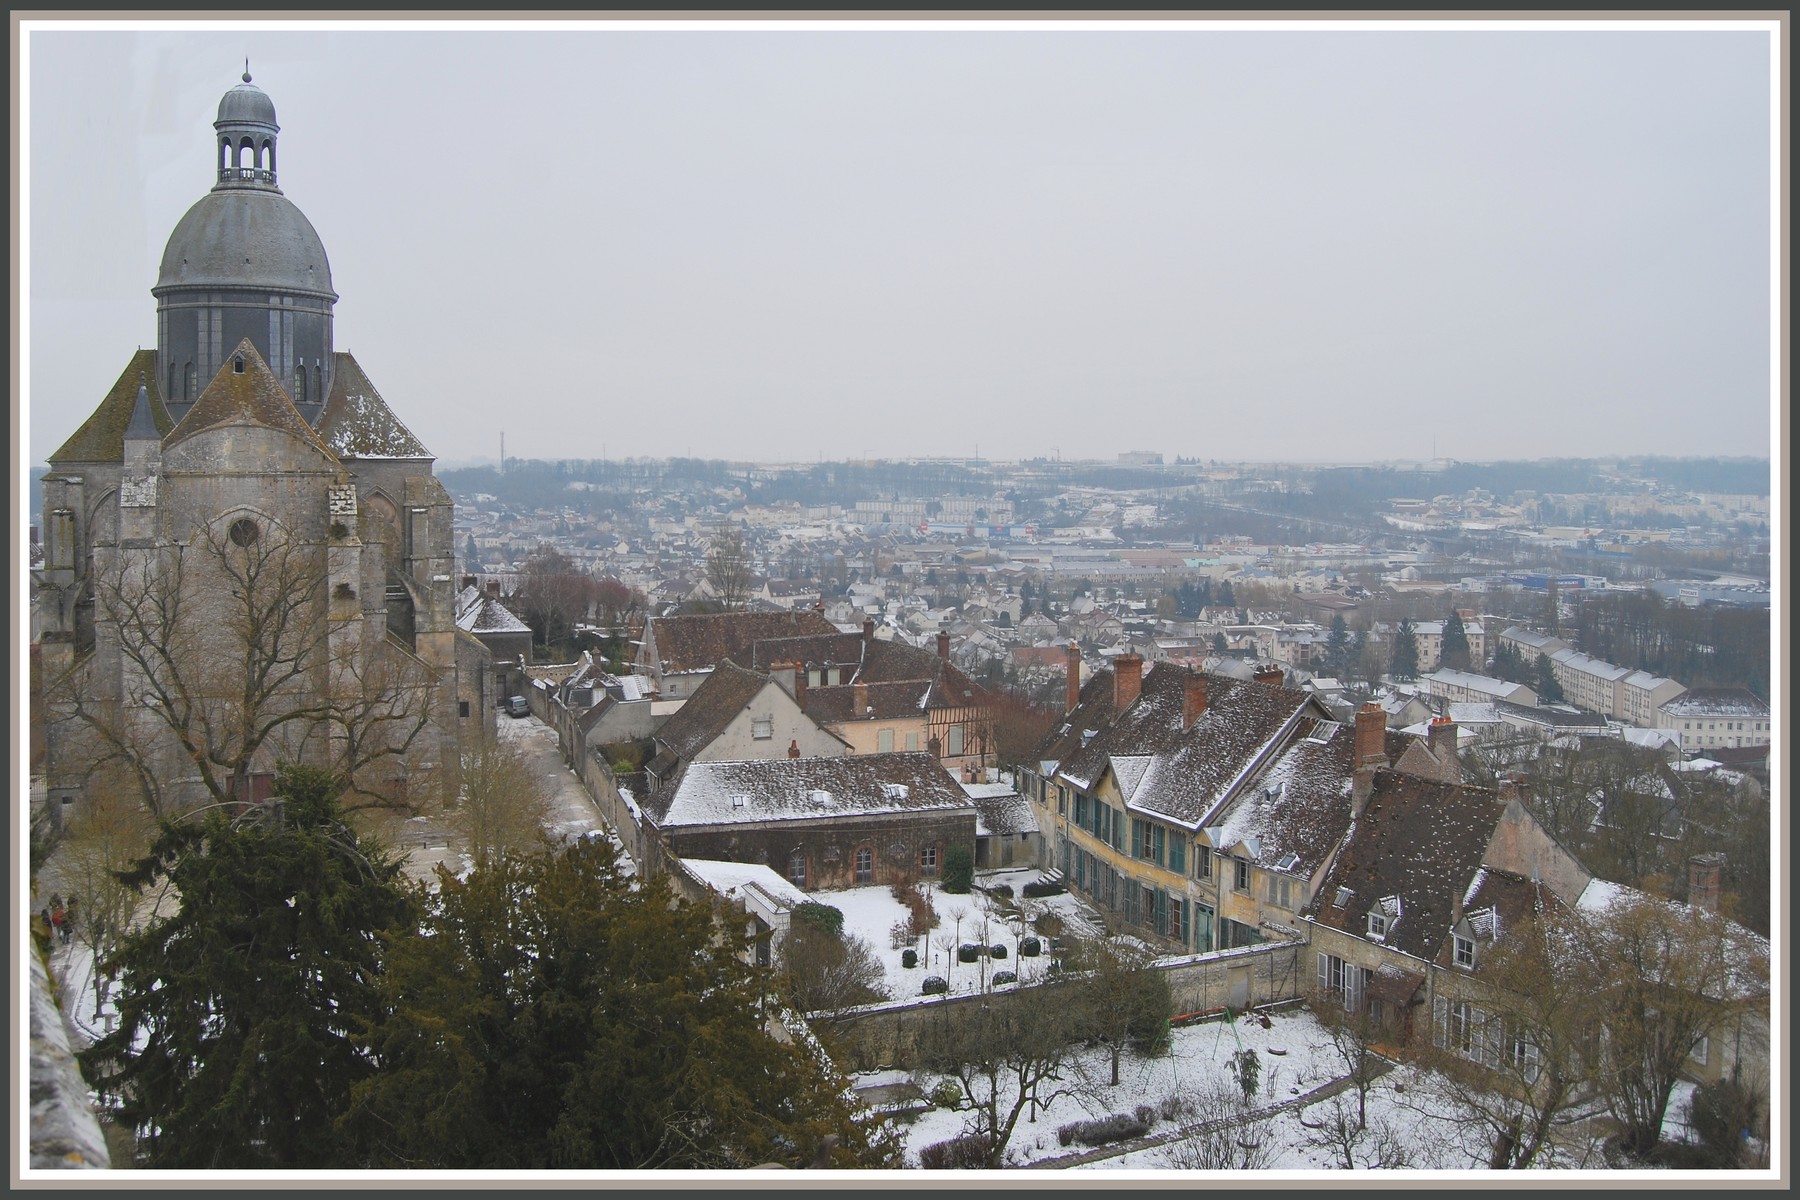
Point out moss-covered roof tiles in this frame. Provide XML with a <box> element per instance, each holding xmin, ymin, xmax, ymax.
<box><xmin>165</xmin><ymin>339</ymin><xmax>336</xmax><ymax>457</ymax></box>
<box><xmin>48</xmin><ymin>350</ymin><xmax>173</xmax><ymax>464</ymax></box>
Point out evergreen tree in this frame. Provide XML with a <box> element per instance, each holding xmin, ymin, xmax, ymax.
<box><xmin>1534</xmin><ymin>652</ymin><xmax>1565</xmax><ymax>704</ymax></box>
<box><xmin>1390</xmin><ymin>618</ymin><xmax>1421</xmax><ymax>681</ymax></box>
<box><xmin>81</xmin><ymin>766</ymin><xmax>413</xmax><ymax>1169</ymax></box>
<box><xmin>1325</xmin><ymin>614</ymin><xmax>1352</xmax><ymax>676</ymax></box>
<box><xmin>1217</xmin><ymin>580</ymin><xmax>1235</xmax><ymax>607</ymax></box>
<box><xmin>348</xmin><ymin>838</ymin><xmax>898</xmax><ymax>1169</ymax></box>
<box><xmin>1544</xmin><ymin>579</ymin><xmax>1561</xmax><ymax>635</ymax></box>
<box><xmin>1440</xmin><ymin>610</ymin><xmax>1473</xmax><ymax>673</ymax></box>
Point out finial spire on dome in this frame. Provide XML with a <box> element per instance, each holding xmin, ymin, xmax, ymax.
<box><xmin>244</xmin><ymin>59</ymin><xmax>252</xmax><ymax>83</ymax></box>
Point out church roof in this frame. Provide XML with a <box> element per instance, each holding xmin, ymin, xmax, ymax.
<box><xmin>48</xmin><ymin>350</ymin><xmax>173</xmax><ymax>464</ymax></box>
<box><xmin>317</xmin><ymin>352</ymin><xmax>431</xmax><ymax>459</ymax></box>
<box><xmin>164</xmin><ymin>338</ymin><xmax>335</xmax><ymax>457</ymax></box>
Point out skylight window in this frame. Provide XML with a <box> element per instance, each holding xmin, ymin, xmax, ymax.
<box><xmin>1333</xmin><ymin>886</ymin><xmax>1353</xmax><ymax>909</ymax></box>
<box><xmin>1275</xmin><ymin>851</ymin><xmax>1300</xmax><ymax>873</ymax></box>
<box><xmin>730</xmin><ymin>794</ymin><xmax>749</xmax><ymax>808</ymax></box>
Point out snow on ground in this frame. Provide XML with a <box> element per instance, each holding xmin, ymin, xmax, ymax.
<box><xmin>494</xmin><ymin>712</ymin><xmax>635</xmax><ymax>874</ymax></box>
<box><xmin>809</xmin><ymin>866</ymin><xmax>1103</xmax><ymax>1004</ymax></box>
<box><xmin>874</xmin><ymin>1003</ymin><xmax>1617</xmax><ymax>1173</ymax></box>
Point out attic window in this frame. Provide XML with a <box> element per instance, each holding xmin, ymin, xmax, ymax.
<box><xmin>882</xmin><ymin>783</ymin><xmax>909</xmax><ymax>801</ymax></box>
<box><xmin>1367</xmin><ymin>912</ymin><xmax>1389</xmax><ymax>939</ymax></box>
<box><xmin>730</xmin><ymin>794</ymin><xmax>749</xmax><ymax>809</ymax></box>
<box><xmin>1275</xmin><ymin>851</ymin><xmax>1300</xmax><ymax>873</ymax></box>
<box><xmin>1332</xmin><ymin>886</ymin><xmax>1353</xmax><ymax>909</ymax></box>
<box><xmin>808</xmin><ymin>789</ymin><xmax>832</xmax><ymax>806</ymax></box>
<box><xmin>233</xmin><ymin>356</ymin><xmax>245</xmax><ymax>374</ymax></box>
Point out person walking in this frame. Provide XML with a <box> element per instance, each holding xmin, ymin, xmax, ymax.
<box><xmin>49</xmin><ymin>904</ymin><xmax>66</xmax><ymax>945</ymax></box>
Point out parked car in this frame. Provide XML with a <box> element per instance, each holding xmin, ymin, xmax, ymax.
<box><xmin>505</xmin><ymin>695</ymin><xmax>530</xmax><ymax>718</ymax></box>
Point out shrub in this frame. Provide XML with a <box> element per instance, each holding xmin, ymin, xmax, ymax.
<box><xmin>1032</xmin><ymin>912</ymin><xmax>1064</xmax><ymax>936</ymax></box>
<box><xmin>927</xmin><ymin>1080</ymin><xmax>963</xmax><ymax>1110</ymax></box>
<box><xmin>901</xmin><ymin>947</ymin><xmax>918</xmax><ymax>969</ymax></box>
<box><xmin>921</xmin><ymin>975</ymin><xmax>948</xmax><ymax>995</ymax></box>
<box><xmin>1126</xmin><ymin>969</ymin><xmax>1175</xmax><ymax>1055</ymax></box>
<box><xmin>989</xmin><ymin>943</ymin><xmax>1007</xmax><ymax>959</ymax></box>
<box><xmin>890</xmin><ymin>880</ymin><xmax>939</xmax><ymax>936</ymax></box>
<box><xmin>918</xmin><ymin>1132</ymin><xmax>991</xmax><ymax>1170</ymax></box>
<box><xmin>1133</xmin><ymin>1104</ymin><xmax>1157</xmax><ymax>1128</ymax></box>
<box><xmin>1056</xmin><ymin>1113</ymin><xmax>1149</xmax><ymax>1148</ymax></box>
<box><xmin>941</xmin><ymin>845</ymin><xmax>975</xmax><ymax>893</ymax></box>
<box><xmin>1019</xmin><ymin>936</ymin><xmax>1042</xmax><ymax>957</ymax></box>
<box><xmin>1685</xmin><ymin>1074</ymin><xmax>1763</xmax><ymax>1168</ymax></box>
<box><xmin>983</xmin><ymin>883</ymin><xmax>1014</xmax><ymax>899</ymax></box>
<box><xmin>957</xmin><ymin>943</ymin><xmax>980</xmax><ymax>963</ymax></box>
<box><xmin>792</xmin><ymin>901</ymin><xmax>844</xmax><ymax>937</ymax></box>
<box><xmin>889</xmin><ymin>919</ymin><xmax>914</xmax><ymax>949</ymax></box>
<box><xmin>991</xmin><ymin>970</ymin><xmax>1017</xmax><ymax>986</ymax></box>
<box><xmin>1022</xmin><ymin>879</ymin><xmax>1066</xmax><ymax>898</ymax></box>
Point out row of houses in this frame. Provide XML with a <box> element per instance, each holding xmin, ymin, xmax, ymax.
<box><xmin>1497</xmin><ymin>627</ymin><xmax>1769</xmax><ymax>754</ymax></box>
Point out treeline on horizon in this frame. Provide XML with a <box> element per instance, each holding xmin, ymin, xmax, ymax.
<box><xmin>428</xmin><ymin>455</ymin><xmax>1769</xmax><ymax>522</ymax></box>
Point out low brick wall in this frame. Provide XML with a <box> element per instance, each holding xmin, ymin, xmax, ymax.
<box><xmin>820</xmin><ymin>939</ymin><xmax>1305</xmax><ymax>1072</ymax></box>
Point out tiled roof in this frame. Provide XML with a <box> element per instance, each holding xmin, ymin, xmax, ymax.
<box><xmin>653</xmin><ymin>660</ymin><xmax>778</xmax><ymax>761</ymax></box>
<box><xmin>316</xmin><ymin>352</ymin><xmax>430</xmax><ymax>459</ymax></box>
<box><xmin>1051</xmin><ymin>663</ymin><xmax>1316</xmax><ymax>827</ymax></box>
<box><xmin>965</xmin><ymin>786</ymin><xmax>1039</xmax><ymax>837</ymax></box>
<box><xmin>648</xmin><ymin>610</ymin><xmax>838</xmax><ymax>674</ymax></box>
<box><xmin>747</xmin><ymin>632</ymin><xmax>865</xmax><ymax>671</ymax></box>
<box><xmin>48</xmin><ymin>350</ymin><xmax>174</xmax><ymax>464</ymax></box>
<box><xmin>1207</xmin><ymin>719</ymin><xmax>1359</xmax><ymax>880</ymax></box>
<box><xmin>1658</xmin><ymin>687</ymin><xmax>1769</xmax><ymax>717</ymax></box>
<box><xmin>644</xmin><ymin>753</ymin><xmax>975</xmax><ymax>829</ymax></box>
<box><xmin>804</xmin><ymin>680</ymin><xmax>933</xmax><ymax>724</ymax></box>
<box><xmin>454</xmin><ymin>585</ymin><xmax>531</xmax><ymax>635</ymax></box>
<box><xmin>1305</xmin><ymin>773</ymin><xmax>1508</xmax><ymax>963</ymax></box>
<box><xmin>165</xmin><ymin>339</ymin><xmax>334</xmax><ymax>456</ymax></box>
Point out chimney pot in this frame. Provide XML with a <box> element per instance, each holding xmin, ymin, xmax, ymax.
<box><xmin>1254</xmin><ymin>663</ymin><xmax>1285</xmax><ymax>687</ymax></box>
<box><xmin>863</xmin><ymin>617</ymin><xmax>875</xmax><ymax>643</ymax></box>
<box><xmin>787</xmin><ymin>739</ymin><xmax>801</xmax><ymax>759</ymax></box>
<box><xmin>793</xmin><ymin>662</ymin><xmax>807</xmax><ymax>708</ymax></box>
<box><xmin>487</xmin><ymin>580</ymin><xmax>500</xmax><ymax>596</ymax></box>
<box><xmin>460</xmin><ymin>574</ymin><xmax>476</xmax><ymax>590</ymax></box>
<box><xmin>1429</xmin><ymin>715</ymin><xmax>1457</xmax><ymax>758</ymax></box>
<box><xmin>937</xmin><ymin>631</ymin><xmax>950</xmax><ymax>661</ymax></box>
<box><xmin>1065</xmin><ymin>643</ymin><xmax>1083</xmax><ymax>714</ymax></box>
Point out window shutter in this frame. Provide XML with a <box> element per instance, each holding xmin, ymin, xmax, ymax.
<box><xmin>1318</xmin><ymin>953</ymin><xmax>1330</xmax><ymax>994</ymax></box>
<box><xmin>1154</xmin><ymin>825</ymin><xmax>1166</xmax><ymax>864</ymax></box>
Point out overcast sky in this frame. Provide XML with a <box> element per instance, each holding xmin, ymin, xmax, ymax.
<box><xmin>22</xmin><ymin>20</ymin><xmax>1777</xmax><ymax>469</ymax></box>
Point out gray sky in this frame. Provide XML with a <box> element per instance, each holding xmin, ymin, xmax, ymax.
<box><xmin>22</xmin><ymin>21</ymin><xmax>1777</xmax><ymax>468</ymax></box>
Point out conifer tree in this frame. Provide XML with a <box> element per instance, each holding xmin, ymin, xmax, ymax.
<box><xmin>348</xmin><ymin>838</ymin><xmax>899</xmax><ymax>1169</ymax></box>
<box><xmin>1325</xmin><ymin>614</ymin><xmax>1353</xmax><ymax>676</ymax></box>
<box><xmin>1440</xmin><ymin>610</ymin><xmax>1473</xmax><ymax>673</ymax></box>
<box><xmin>81</xmin><ymin>765</ymin><xmax>412</xmax><ymax>1169</ymax></box>
<box><xmin>1390</xmin><ymin>618</ymin><xmax>1421</xmax><ymax>682</ymax></box>
<box><xmin>1534</xmin><ymin>652</ymin><xmax>1565</xmax><ymax>704</ymax></box>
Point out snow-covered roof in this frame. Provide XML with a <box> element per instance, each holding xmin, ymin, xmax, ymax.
<box><xmin>647</xmin><ymin>753</ymin><xmax>976</xmax><ymax>829</ymax></box>
<box><xmin>679</xmin><ymin>858</ymin><xmax>807</xmax><ymax>909</ymax></box>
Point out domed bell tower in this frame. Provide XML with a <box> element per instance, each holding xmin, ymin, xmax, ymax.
<box><xmin>153</xmin><ymin>69</ymin><xmax>338</xmax><ymax>426</ymax></box>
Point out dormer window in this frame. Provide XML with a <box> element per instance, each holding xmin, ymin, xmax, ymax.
<box><xmin>233</xmin><ymin>355</ymin><xmax>245</xmax><ymax>374</ymax></box>
<box><xmin>1453</xmin><ymin>934</ymin><xmax>1476</xmax><ymax>969</ymax></box>
<box><xmin>1367</xmin><ymin>912</ymin><xmax>1389</xmax><ymax>939</ymax></box>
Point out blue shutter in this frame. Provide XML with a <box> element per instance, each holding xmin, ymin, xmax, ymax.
<box><xmin>1154</xmin><ymin>825</ymin><xmax>1165</xmax><ymax>865</ymax></box>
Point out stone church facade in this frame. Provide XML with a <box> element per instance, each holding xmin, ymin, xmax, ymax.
<box><xmin>36</xmin><ymin>73</ymin><xmax>490</xmax><ymax>815</ymax></box>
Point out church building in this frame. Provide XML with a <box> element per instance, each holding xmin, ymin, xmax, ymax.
<box><xmin>37</xmin><ymin>73</ymin><xmax>491</xmax><ymax>814</ymax></box>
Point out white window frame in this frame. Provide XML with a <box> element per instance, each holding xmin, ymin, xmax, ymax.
<box><xmin>751</xmin><ymin>717</ymin><xmax>774</xmax><ymax>740</ymax></box>
<box><xmin>1367</xmin><ymin>911</ymin><xmax>1388</xmax><ymax>939</ymax></box>
<box><xmin>1453</xmin><ymin>934</ymin><xmax>1476</xmax><ymax>970</ymax></box>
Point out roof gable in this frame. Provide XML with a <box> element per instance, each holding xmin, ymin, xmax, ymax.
<box><xmin>648</xmin><ymin>752</ymin><xmax>976</xmax><ymax>829</ymax></box>
<box><xmin>48</xmin><ymin>350</ymin><xmax>174</xmax><ymax>464</ymax></box>
<box><xmin>653</xmin><ymin>660</ymin><xmax>787</xmax><ymax>761</ymax></box>
<box><xmin>647</xmin><ymin>610</ymin><xmax>838</xmax><ymax>674</ymax></box>
<box><xmin>316</xmin><ymin>352</ymin><xmax>431</xmax><ymax>459</ymax></box>
<box><xmin>164</xmin><ymin>338</ymin><xmax>334</xmax><ymax>456</ymax></box>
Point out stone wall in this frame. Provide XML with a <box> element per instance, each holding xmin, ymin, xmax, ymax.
<box><xmin>821</xmin><ymin>938</ymin><xmax>1305</xmax><ymax>1072</ymax></box>
<box><xmin>28</xmin><ymin>950</ymin><xmax>110</xmax><ymax>1170</ymax></box>
<box><xmin>665</xmin><ymin>810</ymin><xmax>978</xmax><ymax>893</ymax></box>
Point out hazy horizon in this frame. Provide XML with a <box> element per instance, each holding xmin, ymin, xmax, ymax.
<box><xmin>23</xmin><ymin>20</ymin><xmax>1779</xmax><ymax>469</ymax></box>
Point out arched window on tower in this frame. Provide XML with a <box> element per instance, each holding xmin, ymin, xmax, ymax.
<box><xmin>168</xmin><ymin>364</ymin><xmax>178</xmax><ymax>405</ymax></box>
<box><xmin>218</xmin><ymin>137</ymin><xmax>230</xmax><ymax>177</ymax></box>
<box><xmin>237</xmin><ymin>137</ymin><xmax>255</xmax><ymax>177</ymax></box>
<box><xmin>294</xmin><ymin>367</ymin><xmax>306</xmax><ymax>405</ymax></box>
<box><xmin>314</xmin><ymin>364</ymin><xmax>323</xmax><ymax>402</ymax></box>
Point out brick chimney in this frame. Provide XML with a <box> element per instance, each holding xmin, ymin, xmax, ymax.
<box><xmin>460</xmin><ymin>574</ymin><xmax>476</xmax><ymax>590</ymax></box>
<box><xmin>487</xmin><ymin>580</ymin><xmax>501</xmax><ymax>596</ymax></box>
<box><xmin>854</xmin><ymin>679</ymin><xmax>870</xmax><ymax>717</ymax></box>
<box><xmin>792</xmin><ymin>662</ymin><xmax>807</xmax><ymax>708</ymax></box>
<box><xmin>1183</xmin><ymin>672</ymin><xmax>1209</xmax><ymax>728</ymax></box>
<box><xmin>863</xmin><ymin>617</ymin><xmax>876</xmax><ymax>644</ymax></box>
<box><xmin>1254</xmin><ymin>663</ymin><xmax>1285</xmax><ymax>688</ymax></box>
<box><xmin>1355</xmin><ymin>703</ymin><xmax>1388</xmax><ymax>767</ymax></box>
<box><xmin>1428</xmin><ymin>715</ymin><xmax>1457</xmax><ymax>760</ymax></box>
<box><xmin>787</xmin><ymin>738</ymin><xmax>801</xmax><ymax>759</ymax></box>
<box><xmin>1352</xmin><ymin>701</ymin><xmax>1387</xmax><ymax>819</ymax></box>
<box><xmin>1688</xmin><ymin>852</ymin><xmax>1724</xmax><ymax>914</ymax></box>
<box><xmin>1065</xmin><ymin>644</ymin><xmax>1083</xmax><ymax>714</ymax></box>
<box><xmin>937</xmin><ymin>631</ymin><xmax>951</xmax><ymax>661</ymax></box>
<box><xmin>1113</xmin><ymin>653</ymin><xmax>1143</xmax><ymax>712</ymax></box>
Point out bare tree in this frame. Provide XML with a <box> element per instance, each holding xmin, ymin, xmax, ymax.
<box><xmin>704</xmin><ymin>525</ymin><xmax>754</xmax><ymax>611</ymax></box>
<box><xmin>912</xmin><ymin>981</ymin><xmax>1081</xmax><ymax>1167</ymax></box>
<box><xmin>446</xmin><ymin>725</ymin><xmax>553</xmax><ymax>871</ymax></box>
<box><xmin>778</xmin><ymin>923</ymin><xmax>889</xmax><ymax>1017</ymax></box>
<box><xmin>1570</xmin><ymin>892</ymin><xmax>1768</xmax><ymax>1160</ymax></box>
<box><xmin>1418</xmin><ymin>906</ymin><xmax>1601</xmax><ymax>1169</ymax></box>
<box><xmin>1154</xmin><ymin>1080</ymin><xmax>1278</xmax><ymax>1170</ymax></box>
<box><xmin>51</xmin><ymin>763</ymin><xmax>157</xmax><ymax>1023</ymax></box>
<box><xmin>1066</xmin><ymin>932</ymin><xmax>1172</xmax><ymax>1086</ymax></box>
<box><xmin>64</xmin><ymin>511</ymin><xmax>435</xmax><ymax>816</ymax></box>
